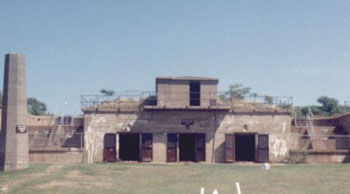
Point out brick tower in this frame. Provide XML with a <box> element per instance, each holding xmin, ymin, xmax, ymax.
<box><xmin>0</xmin><ymin>54</ymin><xmax>28</xmax><ymax>171</ymax></box>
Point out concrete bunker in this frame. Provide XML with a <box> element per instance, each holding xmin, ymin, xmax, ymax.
<box><xmin>81</xmin><ymin>76</ymin><xmax>293</xmax><ymax>164</ymax></box>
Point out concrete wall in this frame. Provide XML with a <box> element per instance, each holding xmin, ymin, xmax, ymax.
<box><xmin>338</xmin><ymin>113</ymin><xmax>350</xmax><ymax>134</ymax></box>
<box><xmin>29</xmin><ymin>150</ymin><xmax>83</xmax><ymax>163</ymax></box>
<box><xmin>83</xmin><ymin>110</ymin><xmax>291</xmax><ymax>163</ymax></box>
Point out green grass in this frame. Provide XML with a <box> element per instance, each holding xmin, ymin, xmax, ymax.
<box><xmin>0</xmin><ymin>163</ymin><xmax>349</xmax><ymax>194</ymax></box>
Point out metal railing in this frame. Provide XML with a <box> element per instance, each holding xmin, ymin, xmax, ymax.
<box><xmin>81</xmin><ymin>91</ymin><xmax>293</xmax><ymax>111</ymax></box>
<box><xmin>29</xmin><ymin>132</ymin><xmax>83</xmax><ymax>149</ymax></box>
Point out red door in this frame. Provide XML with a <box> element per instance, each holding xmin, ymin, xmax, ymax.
<box><xmin>141</xmin><ymin>133</ymin><xmax>153</xmax><ymax>162</ymax></box>
<box><xmin>103</xmin><ymin>134</ymin><xmax>116</xmax><ymax>162</ymax></box>
<box><xmin>104</xmin><ymin>148</ymin><xmax>116</xmax><ymax>162</ymax></box>
<box><xmin>167</xmin><ymin>134</ymin><xmax>177</xmax><ymax>162</ymax></box>
<box><xmin>195</xmin><ymin>134</ymin><xmax>205</xmax><ymax>162</ymax></box>
<box><xmin>225</xmin><ymin>134</ymin><xmax>235</xmax><ymax>163</ymax></box>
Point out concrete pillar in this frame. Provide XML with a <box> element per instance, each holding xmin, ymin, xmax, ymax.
<box><xmin>0</xmin><ymin>53</ymin><xmax>28</xmax><ymax>171</ymax></box>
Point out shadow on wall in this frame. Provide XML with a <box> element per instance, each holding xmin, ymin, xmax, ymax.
<box><xmin>63</xmin><ymin>126</ymin><xmax>84</xmax><ymax>148</ymax></box>
<box><xmin>342</xmin><ymin>151</ymin><xmax>350</xmax><ymax>163</ymax></box>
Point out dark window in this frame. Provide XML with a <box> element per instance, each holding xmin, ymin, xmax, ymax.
<box><xmin>55</xmin><ymin>116</ymin><xmax>72</xmax><ymax>125</ymax></box>
<box><xmin>190</xmin><ymin>81</ymin><xmax>200</xmax><ymax>106</ymax></box>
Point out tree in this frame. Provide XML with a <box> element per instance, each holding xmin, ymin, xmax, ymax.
<box><xmin>225</xmin><ymin>83</ymin><xmax>251</xmax><ymax>100</ymax></box>
<box><xmin>298</xmin><ymin>105</ymin><xmax>322</xmax><ymax>117</ymax></box>
<box><xmin>27</xmin><ymin>98</ymin><xmax>47</xmax><ymax>115</ymax></box>
<box><xmin>317</xmin><ymin>96</ymin><xmax>341</xmax><ymax>116</ymax></box>
<box><xmin>264</xmin><ymin>95</ymin><xmax>274</xmax><ymax>105</ymax></box>
<box><xmin>100</xmin><ymin>89</ymin><xmax>114</xmax><ymax>96</ymax></box>
<box><xmin>250</xmin><ymin>92</ymin><xmax>259</xmax><ymax>102</ymax></box>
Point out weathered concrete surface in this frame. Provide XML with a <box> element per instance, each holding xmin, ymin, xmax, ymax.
<box><xmin>0</xmin><ymin>54</ymin><xmax>28</xmax><ymax>171</ymax></box>
<box><xmin>289</xmin><ymin>150</ymin><xmax>350</xmax><ymax>163</ymax></box>
<box><xmin>29</xmin><ymin>150</ymin><xmax>83</xmax><ymax>163</ymax></box>
<box><xmin>83</xmin><ymin>111</ymin><xmax>291</xmax><ymax>163</ymax></box>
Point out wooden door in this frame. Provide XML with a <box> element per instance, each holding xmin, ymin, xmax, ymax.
<box><xmin>104</xmin><ymin>147</ymin><xmax>116</xmax><ymax>162</ymax></box>
<box><xmin>195</xmin><ymin>134</ymin><xmax>205</xmax><ymax>162</ymax></box>
<box><xmin>141</xmin><ymin>133</ymin><xmax>153</xmax><ymax>162</ymax></box>
<box><xmin>257</xmin><ymin>134</ymin><xmax>269</xmax><ymax>163</ymax></box>
<box><xmin>103</xmin><ymin>134</ymin><xmax>116</xmax><ymax>162</ymax></box>
<box><xmin>225</xmin><ymin>134</ymin><xmax>235</xmax><ymax>163</ymax></box>
<box><xmin>167</xmin><ymin>134</ymin><xmax>177</xmax><ymax>162</ymax></box>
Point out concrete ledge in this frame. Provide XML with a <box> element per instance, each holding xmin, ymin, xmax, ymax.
<box><xmin>29</xmin><ymin>147</ymin><xmax>83</xmax><ymax>153</ymax></box>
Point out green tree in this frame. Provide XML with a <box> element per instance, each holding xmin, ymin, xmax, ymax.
<box><xmin>27</xmin><ymin>98</ymin><xmax>47</xmax><ymax>115</ymax></box>
<box><xmin>299</xmin><ymin>106</ymin><xmax>323</xmax><ymax>117</ymax></box>
<box><xmin>225</xmin><ymin>83</ymin><xmax>251</xmax><ymax>100</ymax></box>
<box><xmin>264</xmin><ymin>95</ymin><xmax>274</xmax><ymax>105</ymax></box>
<box><xmin>250</xmin><ymin>92</ymin><xmax>259</xmax><ymax>102</ymax></box>
<box><xmin>100</xmin><ymin>89</ymin><xmax>114</xmax><ymax>96</ymax></box>
<box><xmin>317</xmin><ymin>96</ymin><xmax>341</xmax><ymax>116</ymax></box>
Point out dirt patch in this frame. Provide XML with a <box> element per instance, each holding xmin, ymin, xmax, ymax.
<box><xmin>45</xmin><ymin>165</ymin><xmax>63</xmax><ymax>174</ymax></box>
<box><xmin>35</xmin><ymin>169</ymin><xmax>113</xmax><ymax>190</ymax></box>
<box><xmin>0</xmin><ymin>185</ymin><xmax>9</xmax><ymax>193</ymax></box>
<box><xmin>65</xmin><ymin>170</ymin><xmax>85</xmax><ymax>179</ymax></box>
<box><xmin>36</xmin><ymin>181</ymin><xmax>81</xmax><ymax>190</ymax></box>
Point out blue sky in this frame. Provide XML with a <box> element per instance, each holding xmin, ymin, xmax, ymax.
<box><xmin>1</xmin><ymin>0</ymin><xmax>349</xmax><ymax>115</ymax></box>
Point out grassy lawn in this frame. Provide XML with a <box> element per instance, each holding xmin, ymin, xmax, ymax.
<box><xmin>0</xmin><ymin>163</ymin><xmax>349</xmax><ymax>194</ymax></box>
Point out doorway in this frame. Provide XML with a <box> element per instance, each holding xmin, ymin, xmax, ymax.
<box><xmin>179</xmin><ymin>133</ymin><xmax>205</xmax><ymax>162</ymax></box>
<box><xmin>235</xmin><ymin>134</ymin><xmax>255</xmax><ymax>161</ymax></box>
<box><xmin>119</xmin><ymin>133</ymin><xmax>140</xmax><ymax>161</ymax></box>
<box><xmin>179</xmin><ymin>134</ymin><xmax>195</xmax><ymax>161</ymax></box>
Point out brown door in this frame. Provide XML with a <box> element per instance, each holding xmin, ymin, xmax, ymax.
<box><xmin>104</xmin><ymin>134</ymin><xmax>116</xmax><ymax>162</ymax></box>
<box><xmin>167</xmin><ymin>134</ymin><xmax>177</xmax><ymax>162</ymax></box>
<box><xmin>225</xmin><ymin>134</ymin><xmax>235</xmax><ymax>163</ymax></box>
<box><xmin>104</xmin><ymin>147</ymin><xmax>116</xmax><ymax>162</ymax></box>
<box><xmin>195</xmin><ymin>134</ymin><xmax>205</xmax><ymax>162</ymax></box>
<box><xmin>141</xmin><ymin>133</ymin><xmax>153</xmax><ymax>162</ymax></box>
<box><xmin>257</xmin><ymin>134</ymin><xmax>269</xmax><ymax>163</ymax></box>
